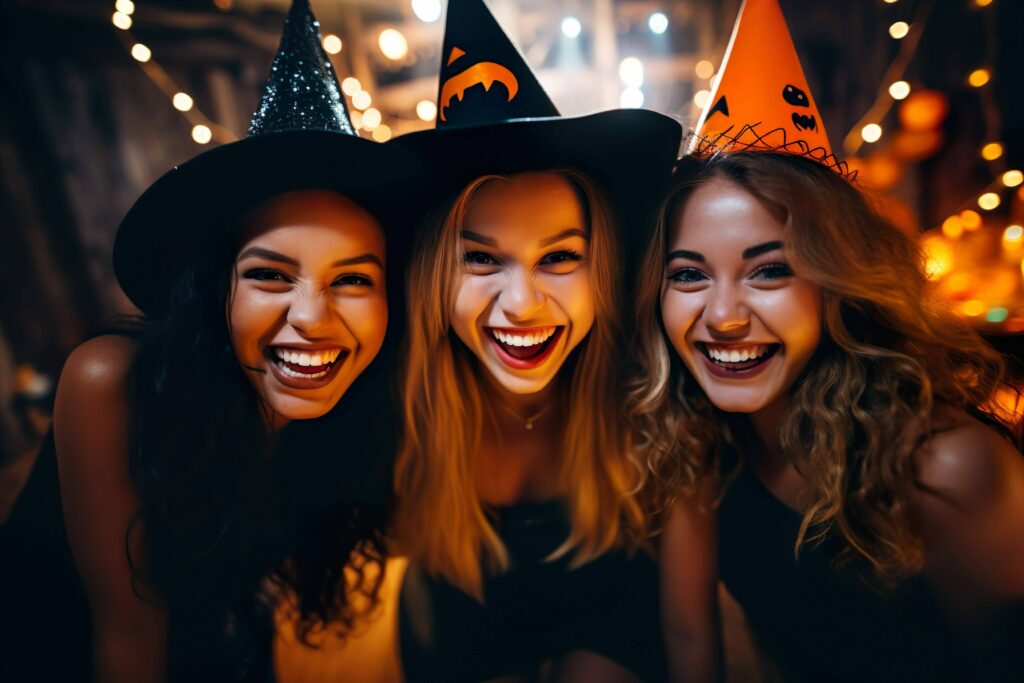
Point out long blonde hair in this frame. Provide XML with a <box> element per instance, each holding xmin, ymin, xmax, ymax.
<box><xmin>627</xmin><ymin>151</ymin><xmax>1012</xmax><ymax>582</ymax></box>
<box><xmin>395</xmin><ymin>169</ymin><xmax>645</xmax><ymax>598</ymax></box>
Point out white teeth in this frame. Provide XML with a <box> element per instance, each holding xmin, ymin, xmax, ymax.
<box><xmin>273</xmin><ymin>347</ymin><xmax>343</xmax><ymax>366</ymax></box>
<box><xmin>490</xmin><ymin>327</ymin><xmax>556</xmax><ymax>347</ymax></box>
<box><xmin>276</xmin><ymin>363</ymin><xmax>328</xmax><ymax>380</ymax></box>
<box><xmin>706</xmin><ymin>344</ymin><xmax>768</xmax><ymax>363</ymax></box>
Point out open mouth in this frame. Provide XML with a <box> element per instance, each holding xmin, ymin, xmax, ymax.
<box><xmin>486</xmin><ymin>326</ymin><xmax>563</xmax><ymax>370</ymax></box>
<box><xmin>697</xmin><ymin>342</ymin><xmax>780</xmax><ymax>377</ymax></box>
<box><xmin>266</xmin><ymin>346</ymin><xmax>350</xmax><ymax>387</ymax></box>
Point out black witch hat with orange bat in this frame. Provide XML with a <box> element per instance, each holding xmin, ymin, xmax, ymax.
<box><xmin>392</xmin><ymin>0</ymin><xmax>681</xmax><ymax>238</ymax></box>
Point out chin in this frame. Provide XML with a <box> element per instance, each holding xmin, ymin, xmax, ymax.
<box><xmin>699</xmin><ymin>385</ymin><xmax>777</xmax><ymax>415</ymax></box>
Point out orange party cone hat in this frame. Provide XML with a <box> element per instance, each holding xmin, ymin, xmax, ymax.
<box><xmin>690</xmin><ymin>0</ymin><xmax>851</xmax><ymax>176</ymax></box>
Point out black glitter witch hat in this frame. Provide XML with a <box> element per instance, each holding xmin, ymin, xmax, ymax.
<box><xmin>392</xmin><ymin>0</ymin><xmax>681</xmax><ymax>241</ymax></box>
<box><xmin>114</xmin><ymin>0</ymin><xmax>422</xmax><ymax>316</ymax></box>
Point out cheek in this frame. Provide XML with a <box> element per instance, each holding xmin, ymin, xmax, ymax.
<box><xmin>341</xmin><ymin>293</ymin><xmax>389</xmax><ymax>348</ymax></box>
<box><xmin>549</xmin><ymin>271</ymin><xmax>595</xmax><ymax>334</ymax></box>
<box><xmin>660</xmin><ymin>289</ymin><xmax>701</xmax><ymax>354</ymax></box>
<box><xmin>758</xmin><ymin>284</ymin><xmax>822</xmax><ymax>358</ymax></box>
<box><xmin>228</xmin><ymin>288</ymin><xmax>282</xmax><ymax>359</ymax></box>
<box><xmin>451</xmin><ymin>275</ymin><xmax>493</xmax><ymax>343</ymax></box>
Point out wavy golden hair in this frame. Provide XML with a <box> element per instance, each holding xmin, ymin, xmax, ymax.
<box><xmin>395</xmin><ymin>169</ymin><xmax>645</xmax><ymax>599</ymax></box>
<box><xmin>627</xmin><ymin>151</ymin><xmax>1013</xmax><ymax>582</ymax></box>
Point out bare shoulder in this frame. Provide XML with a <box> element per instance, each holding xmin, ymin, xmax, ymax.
<box><xmin>54</xmin><ymin>334</ymin><xmax>140</xmax><ymax>465</ymax></box>
<box><xmin>914</xmin><ymin>412</ymin><xmax>1023</xmax><ymax>511</ymax></box>
<box><xmin>59</xmin><ymin>334</ymin><xmax>138</xmax><ymax>397</ymax></box>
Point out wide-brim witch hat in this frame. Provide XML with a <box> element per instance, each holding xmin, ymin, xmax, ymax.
<box><xmin>390</xmin><ymin>0</ymin><xmax>681</xmax><ymax>237</ymax></box>
<box><xmin>114</xmin><ymin>0</ymin><xmax>424</xmax><ymax>316</ymax></box>
<box><xmin>688</xmin><ymin>0</ymin><xmax>853</xmax><ymax>177</ymax></box>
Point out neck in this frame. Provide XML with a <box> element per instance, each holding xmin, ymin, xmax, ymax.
<box><xmin>748</xmin><ymin>394</ymin><xmax>788</xmax><ymax>460</ymax></box>
<box><xmin>483</xmin><ymin>372</ymin><xmax>561</xmax><ymax>435</ymax></box>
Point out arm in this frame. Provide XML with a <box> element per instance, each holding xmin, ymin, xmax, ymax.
<box><xmin>54</xmin><ymin>335</ymin><xmax>167</xmax><ymax>683</ymax></box>
<box><xmin>913</xmin><ymin>414</ymin><xmax>1024</xmax><ymax>625</ymax></box>
<box><xmin>660</xmin><ymin>475</ymin><xmax>721</xmax><ymax>683</ymax></box>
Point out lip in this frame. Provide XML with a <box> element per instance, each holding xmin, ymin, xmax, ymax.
<box><xmin>265</xmin><ymin>347</ymin><xmax>351</xmax><ymax>390</ymax></box>
<box><xmin>485</xmin><ymin>325</ymin><xmax>564</xmax><ymax>371</ymax></box>
<box><xmin>695</xmin><ymin>341</ymin><xmax>779</xmax><ymax>380</ymax></box>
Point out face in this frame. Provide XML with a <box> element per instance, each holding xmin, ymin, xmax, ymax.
<box><xmin>660</xmin><ymin>177</ymin><xmax>821</xmax><ymax>414</ymax></box>
<box><xmin>229</xmin><ymin>190</ymin><xmax>388</xmax><ymax>422</ymax></box>
<box><xmin>452</xmin><ymin>172</ymin><xmax>595</xmax><ymax>395</ymax></box>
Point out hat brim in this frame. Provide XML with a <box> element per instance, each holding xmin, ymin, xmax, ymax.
<box><xmin>391</xmin><ymin>108</ymin><xmax>682</xmax><ymax>242</ymax></box>
<box><xmin>114</xmin><ymin>130</ymin><xmax>424</xmax><ymax>316</ymax></box>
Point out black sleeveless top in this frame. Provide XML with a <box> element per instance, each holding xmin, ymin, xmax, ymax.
<box><xmin>399</xmin><ymin>499</ymin><xmax>667</xmax><ymax>682</ymax></box>
<box><xmin>718</xmin><ymin>456</ymin><xmax>1024</xmax><ymax>683</ymax></box>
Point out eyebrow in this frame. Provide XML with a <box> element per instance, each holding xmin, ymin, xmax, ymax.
<box><xmin>539</xmin><ymin>228</ymin><xmax>588</xmax><ymax>248</ymax></box>
<box><xmin>236</xmin><ymin>247</ymin><xmax>383</xmax><ymax>270</ymax></box>
<box><xmin>461</xmin><ymin>230</ymin><xmax>498</xmax><ymax>247</ymax></box>
<box><xmin>666</xmin><ymin>240</ymin><xmax>784</xmax><ymax>263</ymax></box>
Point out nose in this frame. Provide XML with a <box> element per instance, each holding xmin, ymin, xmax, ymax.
<box><xmin>703</xmin><ymin>282</ymin><xmax>750</xmax><ymax>335</ymax></box>
<box><xmin>499</xmin><ymin>267</ymin><xmax>546</xmax><ymax>322</ymax></box>
<box><xmin>287</xmin><ymin>285</ymin><xmax>335</xmax><ymax>337</ymax></box>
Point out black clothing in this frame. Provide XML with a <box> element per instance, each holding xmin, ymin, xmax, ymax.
<box><xmin>718</xmin><ymin>455</ymin><xmax>1024</xmax><ymax>683</ymax></box>
<box><xmin>399</xmin><ymin>499</ymin><xmax>667</xmax><ymax>683</ymax></box>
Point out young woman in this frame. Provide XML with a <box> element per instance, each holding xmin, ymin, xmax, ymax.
<box><xmin>629</xmin><ymin>151</ymin><xmax>1024</xmax><ymax>682</ymax></box>
<box><xmin>0</xmin><ymin>2</ymin><xmax>423</xmax><ymax>681</ymax></box>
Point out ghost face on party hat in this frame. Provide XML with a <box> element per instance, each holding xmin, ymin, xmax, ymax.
<box><xmin>690</xmin><ymin>0</ymin><xmax>850</xmax><ymax>176</ymax></box>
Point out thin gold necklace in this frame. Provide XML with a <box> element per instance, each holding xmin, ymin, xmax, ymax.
<box><xmin>494</xmin><ymin>399</ymin><xmax>554</xmax><ymax>430</ymax></box>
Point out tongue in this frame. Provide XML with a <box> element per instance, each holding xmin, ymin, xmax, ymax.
<box><xmin>500</xmin><ymin>339</ymin><xmax>549</xmax><ymax>360</ymax></box>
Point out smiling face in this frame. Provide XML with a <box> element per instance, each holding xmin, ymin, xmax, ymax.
<box><xmin>451</xmin><ymin>172</ymin><xmax>595</xmax><ymax>395</ymax></box>
<box><xmin>661</xmin><ymin>177</ymin><xmax>821</xmax><ymax>414</ymax></box>
<box><xmin>229</xmin><ymin>190</ymin><xmax>388</xmax><ymax>423</ymax></box>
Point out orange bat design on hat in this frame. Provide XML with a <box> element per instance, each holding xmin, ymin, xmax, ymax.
<box><xmin>691</xmin><ymin>0</ymin><xmax>834</xmax><ymax>160</ymax></box>
<box><xmin>439</xmin><ymin>47</ymin><xmax>520</xmax><ymax>122</ymax></box>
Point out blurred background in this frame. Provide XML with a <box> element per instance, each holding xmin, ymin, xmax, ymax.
<box><xmin>0</xmin><ymin>0</ymin><xmax>1022</xmax><ymax>490</ymax></box>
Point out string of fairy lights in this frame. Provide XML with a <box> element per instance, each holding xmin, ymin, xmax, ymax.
<box><xmin>109</xmin><ymin>0</ymin><xmax>447</xmax><ymax>145</ymax></box>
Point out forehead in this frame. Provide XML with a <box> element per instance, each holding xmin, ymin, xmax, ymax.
<box><xmin>463</xmin><ymin>173</ymin><xmax>586</xmax><ymax>242</ymax></box>
<box><xmin>670</xmin><ymin>178</ymin><xmax>785</xmax><ymax>253</ymax></box>
<box><xmin>240</xmin><ymin>190</ymin><xmax>385</xmax><ymax>256</ymax></box>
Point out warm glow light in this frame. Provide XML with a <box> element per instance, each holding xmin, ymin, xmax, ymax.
<box><xmin>962</xmin><ymin>300</ymin><xmax>985</xmax><ymax>317</ymax></box>
<box><xmin>213</xmin><ymin>0</ymin><xmax>234</xmax><ymax>10</ymax></box>
<box><xmin>960</xmin><ymin>210</ymin><xmax>982</xmax><ymax>230</ymax></box>
<box><xmin>619</xmin><ymin>57</ymin><xmax>644</xmax><ymax>88</ymax></box>
<box><xmin>620</xmin><ymin>87</ymin><xmax>644</xmax><ymax>109</ymax></box>
<box><xmin>112</xmin><ymin>11</ymin><xmax>132</xmax><ymax>29</ymax></box>
<box><xmin>944</xmin><ymin>273</ymin><xmax>970</xmax><ymax>295</ymax></box>
<box><xmin>968</xmin><ymin>69</ymin><xmax>990</xmax><ymax>87</ymax></box>
<box><xmin>975</xmin><ymin>0</ymin><xmax>993</xmax><ymax>6</ymax></box>
<box><xmin>1003</xmin><ymin>170</ymin><xmax>1023</xmax><ymax>187</ymax></box>
<box><xmin>888</xmin><ymin>81</ymin><xmax>911</xmax><ymax>100</ymax></box>
<box><xmin>1004</xmin><ymin>225</ymin><xmax>1024</xmax><ymax>243</ymax></box>
<box><xmin>649</xmin><ymin>12</ymin><xmax>669</xmax><ymax>34</ymax></box>
<box><xmin>941</xmin><ymin>216</ymin><xmax>964</xmax><ymax>239</ymax></box>
<box><xmin>923</xmin><ymin>236</ymin><xmax>954</xmax><ymax>280</ymax></box>
<box><xmin>861</xmin><ymin>123</ymin><xmax>883</xmax><ymax>143</ymax></box>
<box><xmin>561</xmin><ymin>16</ymin><xmax>582</xmax><ymax>39</ymax></box>
<box><xmin>695</xmin><ymin>60</ymin><xmax>715</xmax><ymax>80</ymax></box>
<box><xmin>693</xmin><ymin>89</ymin><xmax>711</xmax><ymax>109</ymax></box>
<box><xmin>378</xmin><ymin>29</ymin><xmax>408</xmax><ymax>60</ymax></box>
<box><xmin>889</xmin><ymin>21</ymin><xmax>910</xmax><ymax>39</ymax></box>
<box><xmin>172</xmin><ymin>92</ymin><xmax>193</xmax><ymax>112</ymax></box>
<box><xmin>131</xmin><ymin>43</ymin><xmax>151</xmax><ymax>62</ymax></box>
<box><xmin>341</xmin><ymin>77</ymin><xmax>361</xmax><ymax>97</ymax></box>
<box><xmin>981</xmin><ymin>142</ymin><xmax>1004</xmax><ymax>160</ymax></box>
<box><xmin>323</xmin><ymin>34</ymin><xmax>342</xmax><ymax>54</ymax></box>
<box><xmin>351</xmin><ymin>110</ymin><xmax>363</xmax><ymax>131</ymax></box>
<box><xmin>362</xmin><ymin>107</ymin><xmax>382</xmax><ymax>130</ymax></box>
<box><xmin>352</xmin><ymin>90</ymin><xmax>372</xmax><ymax>111</ymax></box>
<box><xmin>411</xmin><ymin>0</ymin><xmax>442</xmax><ymax>22</ymax></box>
<box><xmin>416</xmin><ymin>99</ymin><xmax>437</xmax><ymax>122</ymax></box>
<box><xmin>978</xmin><ymin>192</ymin><xmax>1001</xmax><ymax>211</ymax></box>
<box><xmin>191</xmin><ymin>124</ymin><xmax>212</xmax><ymax>144</ymax></box>
<box><xmin>115</xmin><ymin>0</ymin><xmax>135</xmax><ymax>14</ymax></box>
<box><xmin>371</xmin><ymin>124</ymin><xmax>392</xmax><ymax>142</ymax></box>
<box><xmin>883</xmin><ymin>0</ymin><xmax>898</xmax><ymax>3</ymax></box>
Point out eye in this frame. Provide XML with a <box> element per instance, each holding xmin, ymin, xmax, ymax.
<box><xmin>539</xmin><ymin>249</ymin><xmax>583</xmax><ymax>266</ymax></box>
<box><xmin>749</xmin><ymin>262</ymin><xmax>793</xmax><ymax>281</ymax></box>
<box><xmin>333</xmin><ymin>273</ymin><xmax>374</xmax><ymax>287</ymax></box>
<box><xmin>667</xmin><ymin>267</ymin><xmax>708</xmax><ymax>284</ymax></box>
<box><xmin>464</xmin><ymin>251</ymin><xmax>499</xmax><ymax>266</ymax></box>
<box><xmin>243</xmin><ymin>268</ymin><xmax>291</xmax><ymax>283</ymax></box>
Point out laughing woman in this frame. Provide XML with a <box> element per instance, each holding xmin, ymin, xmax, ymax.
<box><xmin>389</xmin><ymin>1</ymin><xmax>680</xmax><ymax>680</ymax></box>
<box><xmin>630</xmin><ymin>150</ymin><xmax>1024</xmax><ymax>683</ymax></box>
<box><xmin>0</xmin><ymin>3</ymin><xmax>422</xmax><ymax>682</ymax></box>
